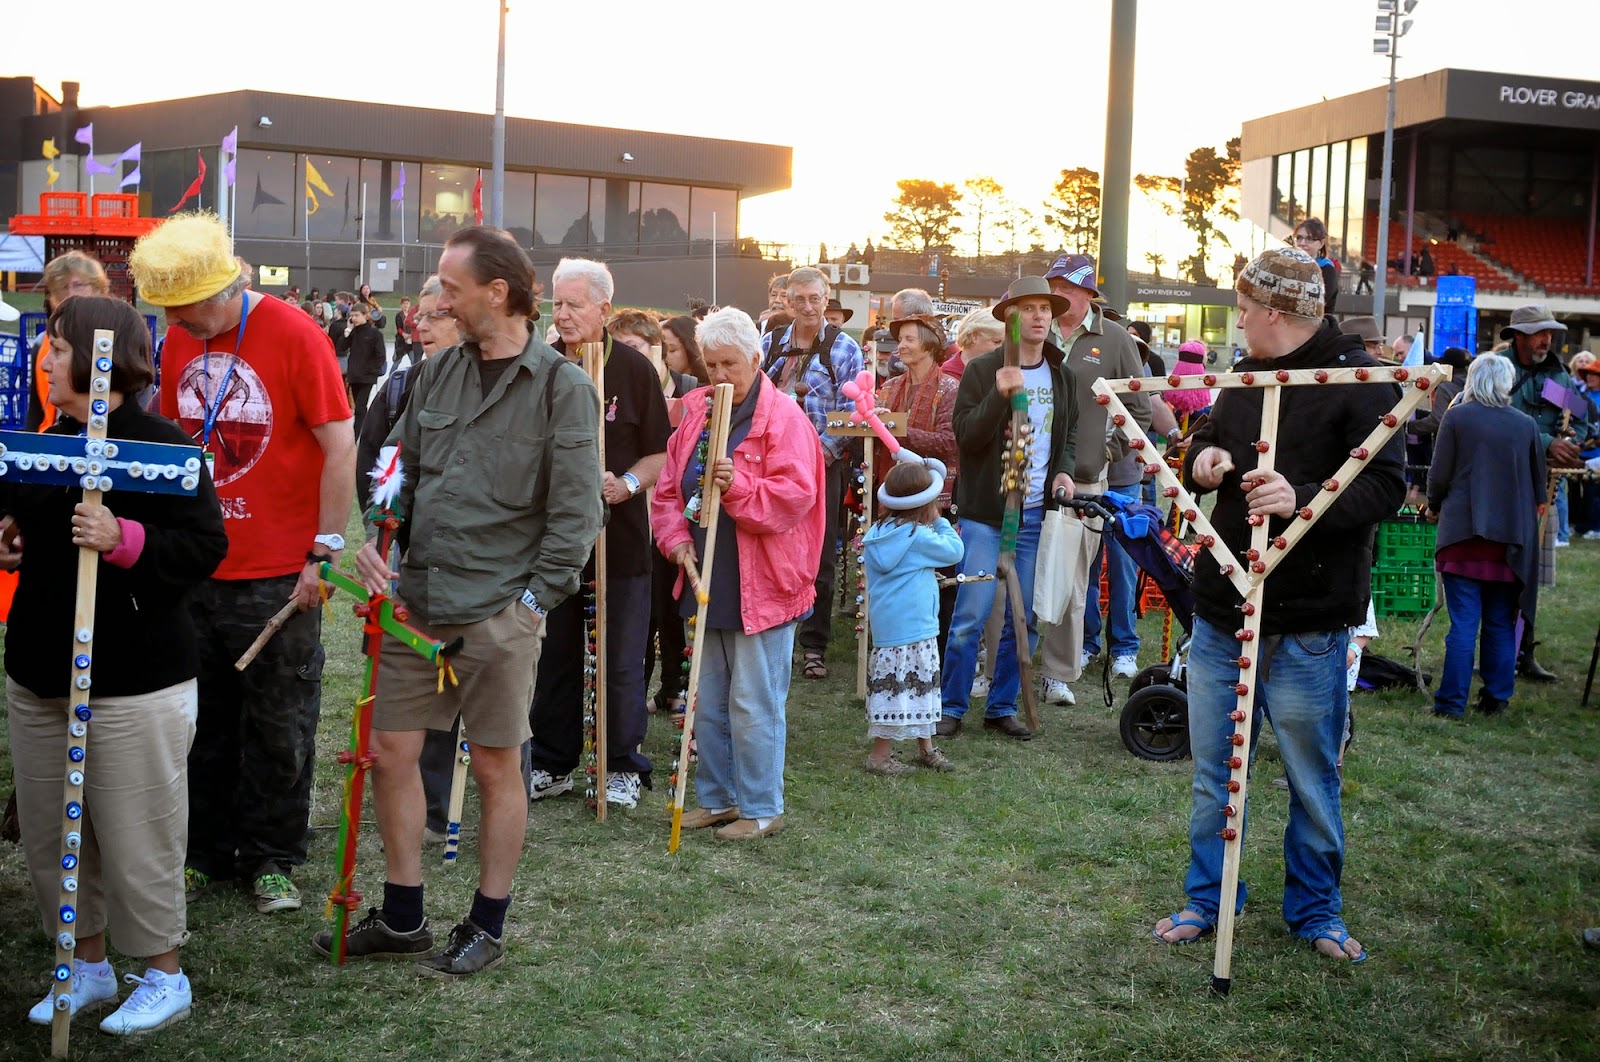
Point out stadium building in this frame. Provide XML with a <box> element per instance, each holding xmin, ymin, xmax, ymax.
<box><xmin>0</xmin><ymin>78</ymin><xmax>792</xmax><ymax>310</ymax></box>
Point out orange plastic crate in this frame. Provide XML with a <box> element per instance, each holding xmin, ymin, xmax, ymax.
<box><xmin>91</xmin><ymin>193</ymin><xmax>138</xmax><ymax>219</ymax></box>
<box><xmin>40</xmin><ymin>192</ymin><xmax>89</xmax><ymax>217</ymax></box>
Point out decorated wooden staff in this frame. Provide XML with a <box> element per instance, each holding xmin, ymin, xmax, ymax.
<box><xmin>317</xmin><ymin>447</ymin><xmax>463</xmax><ymax>964</ymax></box>
<box><xmin>667</xmin><ymin>382</ymin><xmax>734</xmax><ymax>853</ymax></box>
<box><xmin>998</xmin><ymin>311</ymin><xmax>1039</xmax><ymax>731</ymax></box>
<box><xmin>443</xmin><ymin>721</ymin><xmax>470</xmax><ymax>865</ymax></box>
<box><xmin>1093</xmin><ymin>359</ymin><xmax>1450</xmax><ymax>995</ymax></box>
<box><xmin>0</xmin><ymin>330</ymin><xmax>207</xmax><ymax>1058</ymax></box>
<box><xmin>580</xmin><ymin>341</ymin><xmax>609</xmax><ymax>819</ymax></box>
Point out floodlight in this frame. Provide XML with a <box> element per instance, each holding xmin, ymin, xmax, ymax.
<box><xmin>1400</xmin><ymin>18</ymin><xmax>1413</xmax><ymax>34</ymax></box>
<box><xmin>1376</xmin><ymin>14</ymin><xmax>1392</xmax><ymax>31</ymax></box>
<box><xmin>1402</xmin><ymin>0</ymin><xmax>1419</xmax><ymax>13</ymax></box>
<box><xmin>1377</xmin><ymin>0</ymin><xmax>1396</xmax><ymax>10</ymax></box>
<box><xmin>1373</xmin><ymin>38</ymin><xmax>1390</xmax><ymax>53</ymax></box>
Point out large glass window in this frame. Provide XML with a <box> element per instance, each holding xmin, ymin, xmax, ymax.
<box><xmin>1347</xmin><ymin>137</ymin><xmax>1368</xmax><ymax>265</ymax></box>
<box><xmin>691</xmin><ymin>187</ymin><xmax>737</xmax><ymax>253</ymax></box>
<box><xmin>591</xmin><ymin>179</ymin><xmax>639</xmax><ymax>250</ymax></box>
<box><xmin>233</xmin><ymin>149</ymin><xmax>297</xmax><ymax>238</ymax></box>
<box><xmin>419</xmin><ymin>164</ymin><xmax>475</xmax><ymax>244</ymax></box>
<box><xmin>640</xmin><ymin>183</ymin><xmax>689</xmax><ymax>258</ymax></box>
<box><xmin>1272</xmin><ymin>153</ymin><xmax>1293</xmax><ymax>224</ymax></box>
<box><xmin>142</xmin><ymin>148</ymin><xmax>213</xmax><ymax>224</ymax></box>
<box><xmin>303</xmin><ymin>154</ymin><xmax>360</xmax><ymax>241</ymax></box>
<box><xmin>1327</xmin><ymin>141</ymin><xmax>1348</xmax><ymax>260</ymax></box>
<box><xmin>362</xmin><ymin>160</ymin><xmax>417</xmax><ymax>242</ymax></box>
<box><xmin>1291</xmin><ymin>148</ymin><xmax>1310</xmax><ymax>226</ymax></box>
<box><xmin>535</xmin><ymin>173</ymin><xmax>590</xmax><ymax>249</ymax></box>
<box><xmin>500</xmin><ymin>171</ymin><xmax>537</xmax><ymax>248</ymax></box>
<box><xmin>1308</xmin><ymin>145</ymin><xmax>1328</xmax><ymax>230</ymax></box>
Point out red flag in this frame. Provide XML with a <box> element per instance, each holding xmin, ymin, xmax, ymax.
<box><xmin>169</xmin><ymin>151</ymin><xmax>208</xmax><ymax>213</ymax></box>
<box><xmin>472</xmin><ymin>169</ymin><xmax>483</xmax><ymax>225</ymax></box>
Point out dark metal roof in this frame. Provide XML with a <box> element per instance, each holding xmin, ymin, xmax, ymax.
<box><xmin>1241</xmin><ymin>68</ymin><xmax>1600</xmax><ymax>161</ymax></box>
<box><xmin>17</xmin><ymin>88</ymin><xmax>792</xmax><ymax>196</ymax></box>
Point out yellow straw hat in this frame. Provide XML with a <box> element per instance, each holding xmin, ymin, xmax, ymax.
<box><xmin>128</xmin><ymin>213</ymin><xmax>243</xmax><ymax>307</ymax></box>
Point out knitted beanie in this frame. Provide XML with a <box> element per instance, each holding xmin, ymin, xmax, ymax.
<box><xmin>1236</xmin><ymin>247</ymin><xmax>1324</xmax><ymax>320</ymax></box>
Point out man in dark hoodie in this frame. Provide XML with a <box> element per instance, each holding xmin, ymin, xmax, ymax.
<box><xmin>1152</xmin><ymin>247</ymin><xmax>1402</xmax><ymax>965</ymax></box>
<box><xmin>344</xmin><ymin>304</ymin><xmax>388</xmax><ymax>438</ymax></box>
<box><xmin>936</xmin><ymin>276</ymin><xmax>1078</xmax><ymax>741</ymax></box>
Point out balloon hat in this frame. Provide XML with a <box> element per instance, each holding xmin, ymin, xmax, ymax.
<box><xmin>838</xmin><ymin>369</ymin><xmax>947</xmax><ymax>511</ymax></box>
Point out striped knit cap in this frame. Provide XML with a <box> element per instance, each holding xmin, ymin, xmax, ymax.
<box><xmin>1236</xmin><ymin>247</ymin><xmax>1324</xmax><ymax>320</ymax></box>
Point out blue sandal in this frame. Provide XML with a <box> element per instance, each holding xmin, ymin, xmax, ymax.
<box><xmin>1308</xmin><ymin>926</ymin><xmax>1368</xmax><ymax>964</ymax></box>
<box><xmin>1153</xmin><ymin>912</ymin><xmax>1214</xmax><ymax>945</ymax></box>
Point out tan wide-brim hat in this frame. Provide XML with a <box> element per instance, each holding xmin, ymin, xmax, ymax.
<box><xmin>992</xmin><ymin>276</ymin><xmax>1071</xmax><ymax>321</ymax></box>
<box><xmin>1341</xmin><ymin>315</ymin><xmax>1382</xmax><ymax>343</ymax></box>
<box><xmin>1500</xmin><ymin>304</ymin><xmax>1567</xmax><ymax>340</ymax></box>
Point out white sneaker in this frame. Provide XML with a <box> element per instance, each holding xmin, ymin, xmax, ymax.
<box><xmin>970</xmin><ymin>674</ymin><xmax>991</xmax><ymax>698</ymax></box>
<box><xmin>605</xmin><ymin>772</ymin><xmax>641</xmax><ymax>809</ymax></box>
<box><xmin>1113</xmin><ymin>654</ymin><xmax>1140</xmax><ymax>679</ymax></box>
<box><xmin>1080</xmin><ymin>650</ymin><xmax>1094</xmax><ymax>670</ymax></box>
<box><xmin>529</xmin><ymin>769</ymin><xmax>573</xmax><ymax>801</ymax></box>
<box><xmin>28</xmin><ymin>958</ymin><xmax>117</xmax><ymax>1024</ymax></box>
<box><xmin>1584</xmin><ymin>530</ymin><xmax>1600</xmax><ymax>540</ymax></box>
<box><xmin>98</xmin><ymin>969</ymin><xmax>191</xmax><ymax>1037</ymax></box>
<box><xmin>1043</xmin><ymin>678</ymin><xmax>1076</xmax><ymax>705</ymax></box>
<box><xmin>1554</xmin><ymin>538</ymin><xmax>1570</xmax><ymax>548</ymax></box>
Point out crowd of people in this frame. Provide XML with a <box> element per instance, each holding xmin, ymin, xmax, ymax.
<box><xmin>3</xmin><ymin>208</ymin><xmax>1595</xmax><ymax>1040</ymax></box>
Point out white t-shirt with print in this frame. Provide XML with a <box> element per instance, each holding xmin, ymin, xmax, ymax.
<box><xmin>1021</xmin><ymin>361</ymin><xmax>1054</xmax><ymax>508</ymax></box>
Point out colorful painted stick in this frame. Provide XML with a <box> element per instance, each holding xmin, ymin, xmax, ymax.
<box><xmin>443</xmin><ymin>720</ymin><xmax>469</xmax><ymax>865</ymax></box>
<box><xmin>15</xmin><ymin>330</ymin><xmax>206</xmax><ymax>1058</ymax></box>
<box><xmin>998</xmin><ymin>311</ymin><xmax>1039</xmax><ymax>731</ymax></box>
<box><xmin>1092</xmin><ymin>360</ymin><xmax>1450</xmax><ymax>995</ymax></box>
<box><xmin>321</xmin><ymin>448</ymin><xmax>463</xmax><ymax>964</ymax></box>
<box><xmin>668</xmin><ymin>383</ymin><xmax>734</xmax><ymax>853</ymax></box>
<box><xmin>580</xmin><ymin>341</ymin><xmax>608</xmax><ymax>820</ymax></box>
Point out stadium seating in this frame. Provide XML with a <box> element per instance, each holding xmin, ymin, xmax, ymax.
<box><xmin>1361</xmin><ymin>216</ymin><xmax>1520</xmax><ymax>293</ymax></box>
<box><xmin>1459</xmin><ymin>213</ymin><xmax>1600</xmax><ymax>297</ymax></box>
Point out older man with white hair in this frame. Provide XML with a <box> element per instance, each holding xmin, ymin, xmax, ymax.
<box><xmin>653</xmin><ymin>308</ymin><xmax>825</xmax><ymax>839</ymax></box>
<box><xmin>762</xmin><ymin>265</ymin><xmax>864</xmax><ymax>680</ymax></box>
<box><xmin>527</xmin><ymin>257</ymin><xmax>671</xmax><ymax>810</ymax></box>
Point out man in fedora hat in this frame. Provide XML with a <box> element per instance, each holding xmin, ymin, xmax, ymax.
<box><xmin>1340</xmin><ymin>316</ymin><xmax>1386</xmax><ymax>361</ymax></box>
<box><xmin>824</xmin><ymin>297</ymin><xmax>853</xmax><ymax>329</ymax></box>
<box><xmin>937</xmin><ymin>276</ymin><xmax>1079</xmax><ymax>741</ymax></box>
<box><xmin>1035</xmin><ymin>253</ymin><xmax>1153</xmax><ymax>701</ymax></box>
<box><xmin>1496</xmin><ymin>303</ymin><xmax>1590</xmax><ymax>681</ymax></box>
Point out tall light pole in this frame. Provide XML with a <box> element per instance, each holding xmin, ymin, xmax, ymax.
<box><xmin>1099</xmin><ymin>0</ymin><xmax>1137</xmax><ymax>314</ymax></box>
<box><xmin>491</xmin><ymin>1</ymin><xmax>507</xmax><ymax>228</ymax></box>
<box><xmin>1371</xmin><ymin>0</ymin><xmax>1418</xmax><ymax>335</ymax></box>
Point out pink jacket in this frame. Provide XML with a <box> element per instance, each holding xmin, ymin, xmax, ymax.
<box><xmin>653</xmin><ymin>375</ymin><xmax>826</xmax><ymax>635</ymax></box>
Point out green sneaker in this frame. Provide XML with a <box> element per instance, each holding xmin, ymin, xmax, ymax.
<box><xmin>254</xmin><ymin>871</ymin><xmax>302</xmax><ymax>914</ymax></box>
<box><xmin>183</xmin><ymin>867</ymin><xmax>213</xmax><ymax>898</ymax></box>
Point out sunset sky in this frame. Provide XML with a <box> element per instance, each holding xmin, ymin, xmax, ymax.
<box><xmin>10</xmin><ymin>0</ymin><xmax>1598</xmax><ymax>268</ymax></box>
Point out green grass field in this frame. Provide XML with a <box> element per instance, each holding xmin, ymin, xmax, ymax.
<box><xmin>0</xmin><ymin>517</ymin><xmax>1596</xmax><ymax>1060</ymax></box>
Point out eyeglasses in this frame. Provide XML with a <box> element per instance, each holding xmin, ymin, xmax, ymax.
<box><xmin>420</xmin><ymin>310</ymin><xmax>453</xmax><ymax>321</ymax></box>
<box><xmin>1293</xmin><ymin>235</ymin><xmax>1320</xmax><ymax>245</ymax></box>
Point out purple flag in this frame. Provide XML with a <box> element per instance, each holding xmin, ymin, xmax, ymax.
<box><xmin>1541</xmin><ymin>377</ymin><xmax>1587</xmax><ymax>417</ymax></box>
<box><xmin>83</xmin><ymin>155</ymin><xmax>115</xmax><ymax>176</ymax></box>
<box><xmin>73</xmin><ymin>124</ymin><xmax>93</xmax><ymax>146</ymax></box>
<box><xmin>221</xmin><ymin>126</ymin><xmax>238</xmax><ymax>155</ymax></box>
<box><xmin>391</xmin><ymin>165</ymin><xmax>406</xmax><ymax>203</ymax></box>
<box><xmin>221</xmin><ymin>127</ymin><xmax>238</xmax><ymax>187</ymax></box>
<box><xmin>225</xmin><ymin>158</ymin><xmax>237</xmax><ymax>187</ymax></box>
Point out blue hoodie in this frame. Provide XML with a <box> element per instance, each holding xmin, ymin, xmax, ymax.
<box><xmin>864</xmin><ymin>516</ymin><xmax>965</xmax><ymax>647</ymax></box>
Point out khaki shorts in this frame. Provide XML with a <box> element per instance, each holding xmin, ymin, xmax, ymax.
<box><xmin>374</xmin><ymin>600</ymin><xmax>544</xmax><ymax>748</ymax></box>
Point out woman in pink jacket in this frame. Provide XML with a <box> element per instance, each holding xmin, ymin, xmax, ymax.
<box><xmin>652</xmin><ymin>308</ymin><xmax>826</xmax><ymax>841</ymax></box>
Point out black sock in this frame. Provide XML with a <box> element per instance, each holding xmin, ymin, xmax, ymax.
<box><xmin>468</xmin><ymin>889</ymin><xmax>510</xmax><ymax>940</ymax></box>
<box><xmin>381</xmin><ymin>882</ymin><xmax>425</xmax><ymax>934</ymax></box>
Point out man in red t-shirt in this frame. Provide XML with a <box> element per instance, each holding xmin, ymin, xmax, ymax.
<box><xmin>131</xmin><ymin>213</ymin><xmax>355</xmax><ymax>916</ymax></box>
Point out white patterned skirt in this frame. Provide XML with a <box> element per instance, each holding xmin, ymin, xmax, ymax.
<box><xmin>866</xmin><ymin>637</ymin><xmax>942</xmax><ymax>740</ymax></box>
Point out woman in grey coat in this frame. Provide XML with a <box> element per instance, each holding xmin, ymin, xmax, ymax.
<box><xmin>1426</xmin><ymin>355</ymin><xmax>1546</xmax><ymax>718</ymax></box>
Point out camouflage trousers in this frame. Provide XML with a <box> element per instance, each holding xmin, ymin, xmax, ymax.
<box><xmin>186</xmin><ymin>573</ymin><xmax>323</xmax><ymax>880</ymax></box>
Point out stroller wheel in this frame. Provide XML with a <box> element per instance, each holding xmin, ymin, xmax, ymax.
<box><xmin>1128</xmin><ymin>664</ymin><xmax>1176</xmax><ymax>695</ymax></box>
<box><xmin>1120</xmin><ymin>684</ymin><xmax>1191</xmax><ymax>761</ymax></box>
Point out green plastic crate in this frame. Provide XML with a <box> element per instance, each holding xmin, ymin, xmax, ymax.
<box><xmin>1376</xmin><ymin>516</ymin><xmax>1437</xmax><ymax>568</ymax></box>
<box><xmin>1371</xmin><ymin>563</ymin><xmax>1437</xmax><ymax>618</ymax></box>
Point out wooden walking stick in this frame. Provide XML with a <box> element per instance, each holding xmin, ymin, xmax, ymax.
<box><xmin>0</xmin><ymin>331</ymin><xmax>208</xmax><ymax>1058</ymax></box>
<box><xmin>234</xmin><ymin>598</ymin><xmax>301</xmax><ymax>670</ymax></box>
<box><xmin>998</xmin><ymin>311</ymin><xmax>1040</xmax><ymax>731</ymax></box>
<box><xmin>580</xmin><ymin>341</ymin><xmax>609</xmax><ymax>820</ymax></box>
<box><xmin>443</xmin><ymin>720</ymin><xmax>469</xmax><ymax>865</ymax></box>
<box><xmin>667</xmin><ymin>383</ymin><xmax>734</xmax><ymax>853</ymax></box>
<box><xmin>1093</xmin><ymin>359</ymin><xmax>1450</xmax><ymax>995</ymax></box>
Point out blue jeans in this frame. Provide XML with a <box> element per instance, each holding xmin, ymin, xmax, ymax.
<box><xmin>1435</xmin><ymin>574</ymin><xmax>1519</xmax><ymax>715</ymax></box>
<box><xmin>941</xmin><ymin>508</ymin><xmax>1043</xmax><ymax>720</ymax></box>
<box><xmin>1083</xmin><ymin>536</ymin><xmax>1141</xmax><ymax>658</ymax></box>
<box><xmin>1556</xmin><ymin>480</ymin><xmax>1570</xmax><ymax>542</ymax></box>
<box><xmin>1183</xmin><ymin>616</ymin><xmax>1350</xmax><ymax>937</ymax></box>
<box><xmin>693</xmin><ymin>622</ymin><xmax>795</xmax><ymax>819</ymax></box>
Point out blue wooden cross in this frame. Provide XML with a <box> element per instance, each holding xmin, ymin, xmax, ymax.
<box><xmin>0</xmin><ymin>329</ymin><xmax>203</xmax><ymax>1058</ymax></box>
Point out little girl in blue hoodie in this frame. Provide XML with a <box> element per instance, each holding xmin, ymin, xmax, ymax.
<box><xmin>863</xmin><ymin>460</ymin><xmax>965</xmax><ymax>774</ymax></box>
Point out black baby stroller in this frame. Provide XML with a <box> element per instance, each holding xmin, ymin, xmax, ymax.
<box><xmin>1059</xmin><ymin>490</ymin><xmax>1196</xmax><ymax>761</ymax></box>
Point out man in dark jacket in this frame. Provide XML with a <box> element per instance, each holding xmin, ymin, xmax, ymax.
<box><xmin>1496</xmin><ymin>303</ymin><xmax>1589</xmax><ymax>680</ymax></box>
<box><xmin>937</xmin><ymin>277</ymin><xmax>1078</xmax><ymax>741</ymax></box>
<box><xmin>1153</xmin><ymin>248</ymin><xmax>1403</xmax><ymax>966</ymax></box>
<box><xmin>344</xmin><ymin>305</ymin><xmax>387</xmax><ymax>437</ymax></box>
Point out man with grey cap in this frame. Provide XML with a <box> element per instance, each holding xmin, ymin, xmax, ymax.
<box><xmin>1036</xmin><ymin>253</ymin><xmax>1152</xmax><ymax>702</ymax></box>
<box><xmin>1495</xmin><ymin>304</ymin><xmax>1589</xmax><ymax>681</ymax></box>
<box><xmin>1152</xmin><ymin>247</ymin><xmax>1401</xmax><ymax>964</ymax></box>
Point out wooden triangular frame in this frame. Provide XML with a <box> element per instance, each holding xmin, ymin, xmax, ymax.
<box><xmin>1091</xmin><ymin>360</ymin><xmax>1452</xmax><ymax>996</ymax></box>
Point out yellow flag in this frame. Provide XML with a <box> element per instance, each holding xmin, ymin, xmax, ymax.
<box><xmin>42</xmin><ymin>138</ymin><xmax>60</xmax><ymax>160</ymax></box>
<box><xmin>305</xmin><ymin>159</ymin><xmax>335</xmax><ymax>218</ymax></box>
<box><xmin>46</xmin><ymin>162</ymin><xmax>60</xmax><ymax>187</ymax></box>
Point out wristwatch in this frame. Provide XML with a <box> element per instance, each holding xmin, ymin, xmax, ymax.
<box><xmin>314</xmin><ymin>533</ymin><xmax>346</xmax><ymax>552</ymax></box>
<box><xmin>622</xmin><ymin>472</ymin><xmax>642</xmax><ymax>497</ymax></box>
